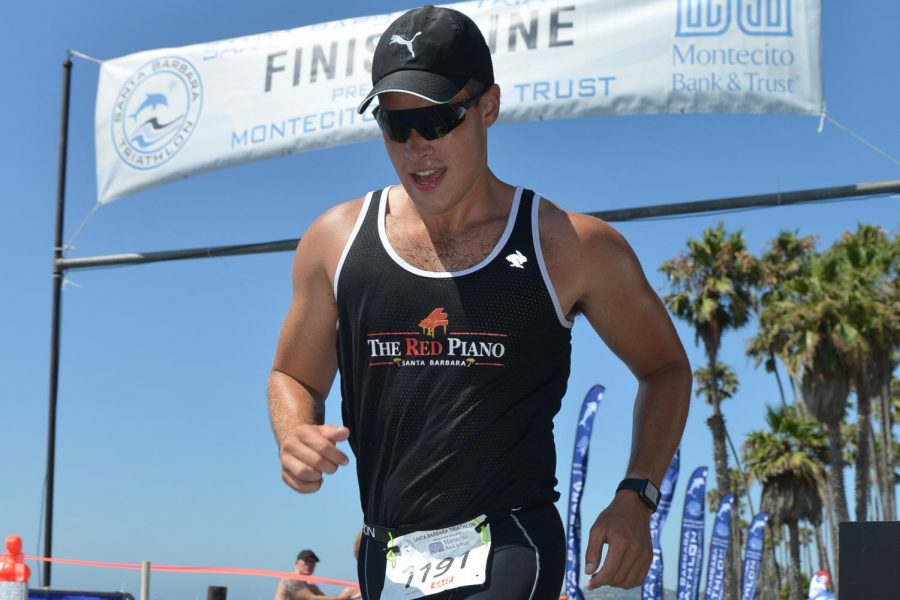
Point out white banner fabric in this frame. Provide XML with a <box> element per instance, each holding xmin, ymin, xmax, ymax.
<box><xmin>95</xmin><ymin>0</ymin><xmax>823</xmax><ymax>204</ymax></box>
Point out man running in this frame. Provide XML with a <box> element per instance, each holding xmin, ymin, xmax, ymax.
<box><xmin>268</xmin><ymin>6</ymin><xmax>691</xmax><ymax>599</ymax></box>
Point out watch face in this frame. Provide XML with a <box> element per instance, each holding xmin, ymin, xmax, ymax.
<box><xmin>644</xmin><ymin>482</ymin><xmax>660</xmax><ymax>506</ymax></box>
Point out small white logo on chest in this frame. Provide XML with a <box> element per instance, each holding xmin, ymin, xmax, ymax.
<box><xmin>506</xmin><ymin>250</ymin><xmax>527</xmax><ymax>268</ymax></box>
<box><xmin>390</xmin><ymin>32</ymin><xmax>423</xmax><ymax>58</ymax></box>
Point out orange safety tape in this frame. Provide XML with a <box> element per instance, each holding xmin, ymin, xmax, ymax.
<box><xmin>23</xmin><ymin>555</ymin><xmax>566</xmax><ymax>598</ymax></box>
<box><xmin>23</xmin><ymin>555</ymin><xmax>357</xmax><ymax>587</ymax></box>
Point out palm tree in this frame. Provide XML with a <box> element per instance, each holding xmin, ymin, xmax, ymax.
<box><xmin>694</xmin><ymin>362</ymin><xmax>756</xmax><ymax>515</ymax></box>
<box><xmin>893</xmin><ymin>375</ymin><xmax>900</xmax><ymax>483</ymax></box>
<box><xmin>760</xmin><ymin>526</ymin><xmax>783</xmax><ymax>599</ymax></box>
<box><xmin>660</xmin><ymin>223</ymin><xmax>758</xmax><ymax>600</ymax></box>
<box><xmin>813</xmin><ymin>521</ymin><xmax>831</xmax><ymax>580</ymax></box>
<box><xmin>754</xmin><ymin>245</ymin><xmax>853</xmax><ymax>530</ymax></box>
<box><xmin>799</xmin><ymin>525</ymin><xmax>814</xmax><ymax>575</ymax></box>
<box><xmin>833</xmin><ymin>224</ymin><xmax>900</xmax><ymax>520</ymax></box>
<box><xmin>749</xmin><ymin>231</ymin><xmax>817</xmax><ymax>407</ymax></box>
<box><xmin>744</xmin><ymin>406</ymin><xmax>829</xmax><ymax>600</ymax></box>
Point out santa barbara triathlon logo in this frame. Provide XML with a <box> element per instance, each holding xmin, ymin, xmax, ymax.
<box><xmin>111</xmin><ymin>56</ymin><xmax>203</xmax><ymax>170</ymax></box>
<box><xmin>367</xmin><ymin>307</ymin><xmax>507</xmax><ymax>368</ymax></box>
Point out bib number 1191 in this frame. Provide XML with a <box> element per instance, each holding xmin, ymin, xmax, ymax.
<box><xmin>381</xmin><ymin>517</ymin><xmax>490</xmax><ymax>599</ymax></box>
<box><xmin>402</xmin><ymin>550</ymin><xmax>471</xmax><ymax>589</ymax></box>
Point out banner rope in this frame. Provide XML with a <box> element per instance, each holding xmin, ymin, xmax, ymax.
<box><xmin>22</xmin><ymin>555</ymin><xmax>357</xmax><ymax>588</ymax></box>
<box><xmin>824</xmin><ymin>113</ymin><xmax>900</xmax><ymax>170</ymax></box>
<box><xmin>64</xmin><ymin>202</ymin><xmax>101</xmax><ymax>251</ymax></box>
<box><xmin>69</xmin><ymin>50</ymin><xmax>103</xmax><ymax>64</ymax></box>
<box><xmin>817</xmin><ymin>103</ymin><xmax>827</xmax><ymax>133</ymax></box>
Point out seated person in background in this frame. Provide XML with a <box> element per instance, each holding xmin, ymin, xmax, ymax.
<box><xmin>275</xmin><ymin>549</ymin><xmax>360</xmax><ymax>600</ymax></box>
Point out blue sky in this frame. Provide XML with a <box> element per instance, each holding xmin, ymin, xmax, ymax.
<box><xmin>2</xmin><ymin>1</ymin><xmax>898</xmax><ymax>598</ymax></box>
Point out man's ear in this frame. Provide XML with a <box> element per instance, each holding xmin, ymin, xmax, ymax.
<box><xmin>481</xmin><ymin>84</ymin><xmax>501</xmax><ymax>128</ymax></box>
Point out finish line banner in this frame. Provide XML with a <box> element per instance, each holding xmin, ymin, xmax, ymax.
<box><xmin>95</xmin><ymin>0</ymin><xmax>823</xmax><ymax>203</ymax></box>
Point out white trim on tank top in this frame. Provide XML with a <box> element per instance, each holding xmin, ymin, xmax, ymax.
<box><xmin>377</xmin><ymin>185</ymin><xmax>523</xmax><ymax>278</ymax></box>
<box><xmin>531</xmin><ymin>193</ymin><xmax>575</xmax><ymax>329</ymax></box>
<box><xmin>333</xmin><ymin>190</ymin><xmax>375</xmax><ymax>302</ymax></box>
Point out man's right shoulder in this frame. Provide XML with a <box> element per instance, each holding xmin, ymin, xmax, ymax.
<box><xmin>306</xmin><ymin>196</ymin><xmax>367</xmax><ymax>242</ymax></box>
<box><xmin>295</xmin><ymin>196</ymin><xmax>369</xmax><ymax>270</ymax></box>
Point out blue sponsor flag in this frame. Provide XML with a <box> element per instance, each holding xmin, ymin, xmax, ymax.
<box><xmin>704</xmin><ymin>493</ymin><xmax>735</xmax><ymax>600</ymax></box>
<box><xmin>677</xmin><ymin>466</ymin><xmax>708</xmax><ymax>600</ymax></box>
<box><xmin>565</xmin><ymin>385</ymin><xmax>605</xmax><ymax>600</ymax></box>
<box><xmin>642</xmin><ymin>448</ymin><xmax>681</xmax><ymax>600</ymax></box>
<box><xmin>740</xmin><ymin>512</ymin><xmax>768</xmax><ymax>600</ymax></box>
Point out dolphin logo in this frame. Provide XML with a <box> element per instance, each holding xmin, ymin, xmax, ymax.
<box><xmin>130</xmin><ymin>93</ymin><xmax>168</xmax><ymax>121</ymax></box>
<box><xmin>578</xmin><ymin>400</ymin><xmax>599</xmax><ymax>428</ymax></box>
<box><xmin>390</xmin><ymin>32</ymin><xmax>423</xmax><ymax>58</ymax></box>
<box><xmin>687</xmin><ymin>474</ymin><xmax>706</xmax><ymax>495</ymax></box>
<box><xmin>506</xmin><ymin>250</ymin><xmax>527</xmax><ymax>268</ymax></box>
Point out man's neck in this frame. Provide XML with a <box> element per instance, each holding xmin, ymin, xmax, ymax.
<box><xmin>392</xmin><ymin>171</ymin><xmax>515</xmax><ymax>235</ymax></box>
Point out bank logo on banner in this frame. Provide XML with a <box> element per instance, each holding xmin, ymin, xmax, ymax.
<box><xmin>676</xmin><ymin>0</ymin><xmax>793</xmax><ymax>37</ymax></box>
<box><xmin>112</xmin><ymin>56</ymin><xmax>203</xmax><ymax>170</ymax></box>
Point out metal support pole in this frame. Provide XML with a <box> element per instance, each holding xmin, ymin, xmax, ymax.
<box><xmin>43</xmin><ymin>55</ymin><xmax>73</xmax><ymax>588</ymax></box>
<box><xmin>207</xmin><ymin>586</ymin><xmax>227</xmax><ymax>600</ymax></box>
<box><xmin>141</xmin><ymin>561</ymin><xmax>150</xmax><ymax>600</ymax></box>
<box><xmin>585</xmin><ymin>179</ymin><xmax>900</xmax><ymax>222</ymax></box>
<box><xmin>53</xmin><ymin>180</ymin><xmax>899</xmax><ymax>273</ymax></box>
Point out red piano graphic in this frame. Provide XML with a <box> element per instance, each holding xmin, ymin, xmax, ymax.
<box><xmin>419</xmin><ymin>307</ymin><xmax>449</xmax><ymax>338</ymax></box>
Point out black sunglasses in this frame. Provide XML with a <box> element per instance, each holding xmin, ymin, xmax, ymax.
<box><xmin>372</xmin><ymin>87</ymin><xmax>489</xmax><ymax>143</ymax></box>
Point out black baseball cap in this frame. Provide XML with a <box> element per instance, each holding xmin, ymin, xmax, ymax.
<box><xmin>356</xmin><ymin>5</ymin><xmax>494</xmax><ymax>114</ymax></box>
<box><xmin>297</xmin><ymin>549</ymin><xmax>319</xmax><ymax>562</ymax></box>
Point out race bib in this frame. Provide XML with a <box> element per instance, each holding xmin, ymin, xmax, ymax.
<box><xmin>381</xmin><ymin>516</ymin><xmax>492</xmax><ymax>599</ymax></box>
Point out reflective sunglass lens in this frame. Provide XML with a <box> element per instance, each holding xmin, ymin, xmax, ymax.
<box><xmin>375</xmin><ymin>95</ymin><xmax>480</xmax><ymax>142</ymax></box>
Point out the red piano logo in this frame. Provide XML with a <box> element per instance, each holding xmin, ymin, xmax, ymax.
<box><xmin>418</xmin><ymin>307</ymin><xmax>449</xmax><ymax>338</ymax></box>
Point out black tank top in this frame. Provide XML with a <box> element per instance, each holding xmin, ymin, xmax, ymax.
<box><xmin>335</xmin><ymin>186</ymin><xmax>573</xmax><ymax>532</ymax></box>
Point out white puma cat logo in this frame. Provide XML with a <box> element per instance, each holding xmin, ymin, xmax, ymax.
<box><xmin>390</xmin><ymin>32</ymin><xmax>423</xmax><ymax>58</ymax></box>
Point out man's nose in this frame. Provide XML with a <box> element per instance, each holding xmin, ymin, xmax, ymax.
<box><xmin>404</xmin><ymin>129</ymin><xmax>433</xmax><ymax>159</ymax></box>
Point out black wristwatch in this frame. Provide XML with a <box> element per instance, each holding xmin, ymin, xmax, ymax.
<box><xmin>616</xmin><ymin>478</ymin><xmax>661</xmax><ymax>512</ymax></box>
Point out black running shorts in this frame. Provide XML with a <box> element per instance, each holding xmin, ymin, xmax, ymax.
<box><xmin>357</xmin><ymin>504</ymin><xmax>566</xmax><ymax>600</ymax></box>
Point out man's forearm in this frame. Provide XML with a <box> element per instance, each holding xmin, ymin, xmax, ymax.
<box><xmin>625</xmin><ymin>360</ymin><xmax>692</xmax><ymax>485</ymax></box>
<box><xmin>581</xmin><ymin>358</ymin><xmax>689</xmax><ymax>590</ymax></box>
<box><xmin>268</xmin><ymin>370</ymin><xmax>326</xmax><ymax>447</ymax></box>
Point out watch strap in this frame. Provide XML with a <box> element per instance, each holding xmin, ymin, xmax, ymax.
<box><xmin>616</xmin><ymin>478</ymin><xmax>660</xmax><ymax>512</ymax></box>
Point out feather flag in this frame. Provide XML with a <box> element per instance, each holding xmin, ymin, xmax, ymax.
<box><xmin>704</xmin><ymin>493</ymin><xmax>735</xmax><ymax>600</ymax></box>
<box><xmin>642</xmin><ymin>448</ymin><xmax>681</xmax><ymax>600</ymax></box>
<box><xmin>740</xmin><ymin>512</ymin><xmax>768</xmax><ymax>600</ymax></box>
<box><xmin>677</xmin><ymin>466</ymin><xmax>708</xmax><ymax>600</ymax></box>
<box><xmin>564</xmin><ymin>385</ymin><xmax>605</xmax><ymax>600</ymax></box>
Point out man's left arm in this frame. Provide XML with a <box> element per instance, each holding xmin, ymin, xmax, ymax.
<box><xmin>565</xmin><ymin>213</ymin><xmax>692</xmax><ymax>590</ymax></box>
